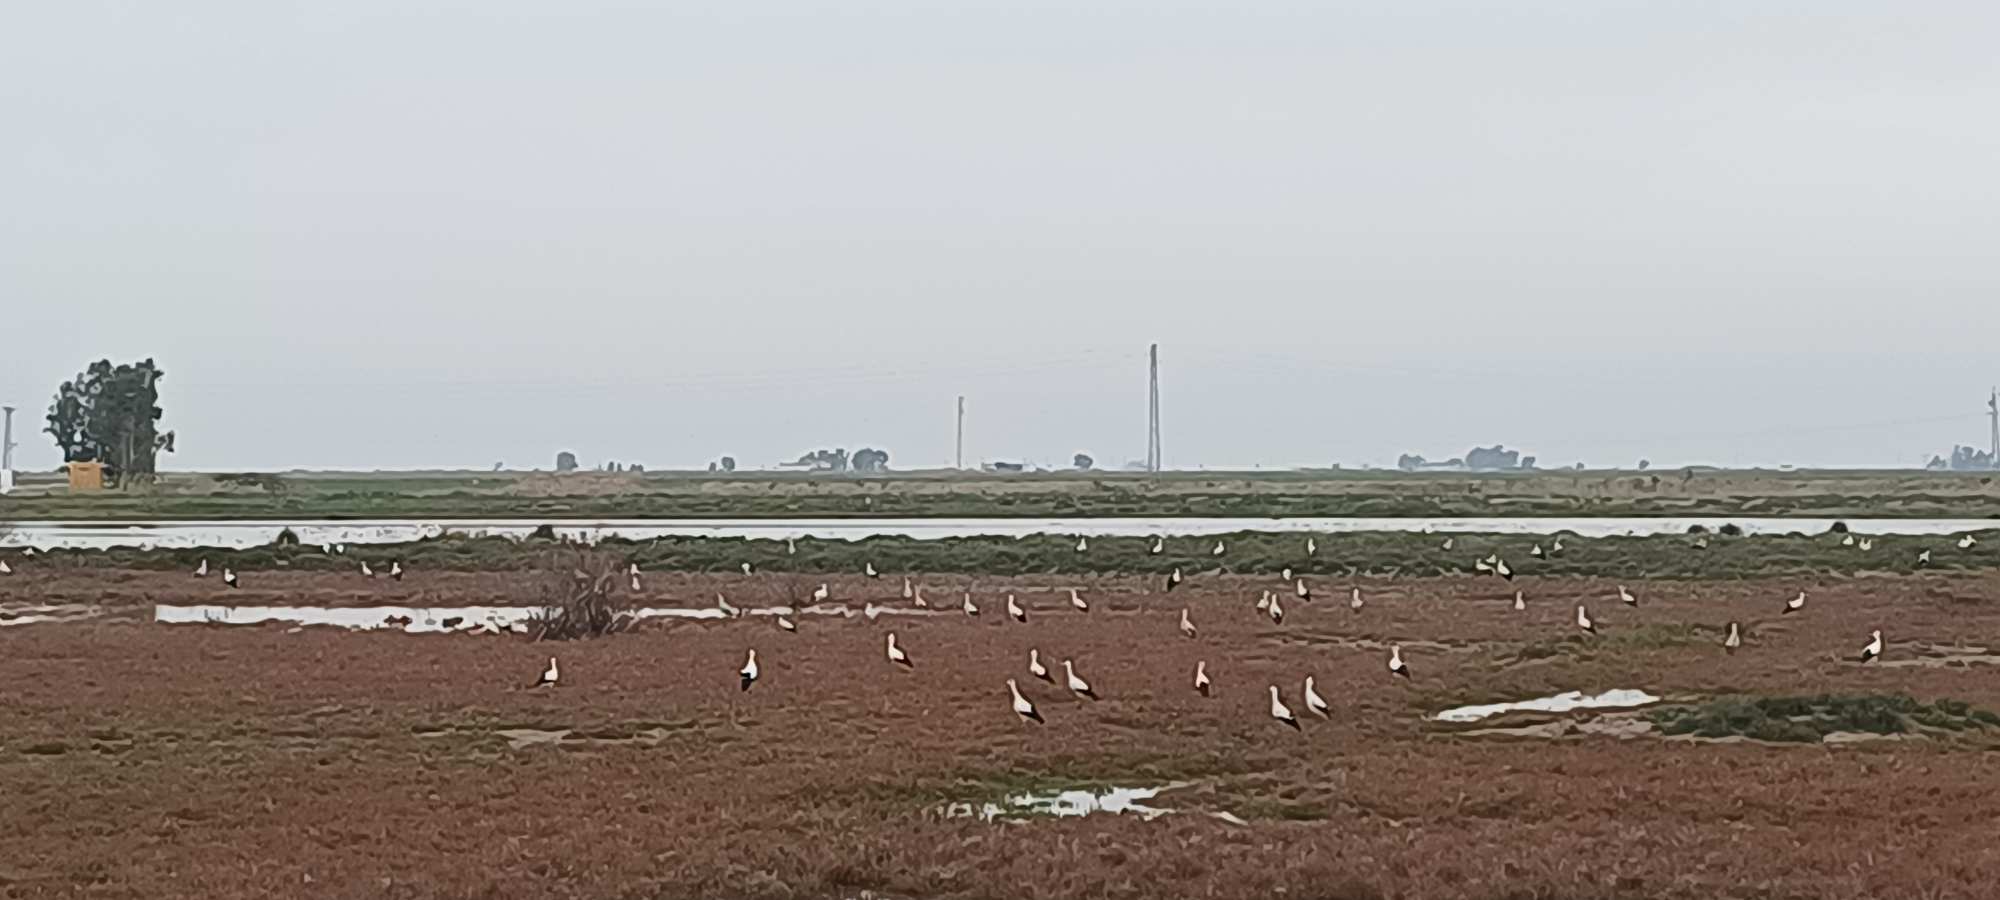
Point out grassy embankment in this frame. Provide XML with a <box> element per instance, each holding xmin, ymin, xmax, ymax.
<box><xmin>1647</xmin><ymin>695</ymin><xmax>2000</xmax><ymax>742</ymax></box>
<box><xmin>7</xmin><ymin>467</ymin><xmax>2000</xmax><ymax>519</ymax></box>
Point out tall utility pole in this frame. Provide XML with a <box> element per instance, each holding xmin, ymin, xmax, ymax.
<box><xmin>1988</xmin><ymin>387</ymin><xmax>1997</xmax><ymax>465</ymax></box>
<box><xmin>956</xmin><ymin>395</ymin><xmax>966</xmax><ymax>470</ymax></box>
<box><xmin>1</xmin><ymin>405</ymin><xmax>15</xmax><ymax>495</ymax></box>
<box><xmin>1146</xmin><ymin>344</ymin><xmax>1161</xmax><ymax>473</ymax></box>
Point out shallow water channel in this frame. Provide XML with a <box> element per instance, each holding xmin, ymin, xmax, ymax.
<box><xmin>1434</xmin><ymin>689</ymin><xmax>1661</xmax><ymax>723</ymax></box>
<box><xmin>938</xmin><ymin>783</ymin><xmax>1188</xmax><ymax>823</ymax></box>
<box><xmin>153</xmin><ymin>602</ymin><xmax>942</xmax><ymax>633</ymax></box>
<box><xmin>8</xmin><ymin>515</ymin><xmax>1989</xmax><ymax>550</ymax></box>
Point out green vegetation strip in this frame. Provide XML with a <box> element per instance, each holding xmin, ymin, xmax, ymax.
<box><xmin>1647</xmin><ymin>694</ymin><xmax>2000</xmax><ymax>743</ymax></box>
<box><xmin>12</xmin><ymin>468</ymin><xmax>2000</xmax><ymax>520</ymax></box>
<box><xmin>21</xmin><ymin>525</ymin><xmax>2000</xmax><ymax>579</ymax></box>
<box><xmin>1503</xmin><ymin>623</ymin><xmax>1719</xmax><ymax>665</ymax></box>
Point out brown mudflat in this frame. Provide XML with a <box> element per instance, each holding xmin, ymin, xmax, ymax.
<box><xmin>4</xmin><ymin>568</ymin><xmax>1998</xmax><ymax>898</ymax></box>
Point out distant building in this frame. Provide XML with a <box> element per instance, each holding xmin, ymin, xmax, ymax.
<box><xmin>67</xmin><ymin>461</ymin><xmax>106</xmax><ymax>491</ymax></box>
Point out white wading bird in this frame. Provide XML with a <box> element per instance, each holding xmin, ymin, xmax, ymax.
<box><xmin>1269</xmin><ymin>686</ymin><xmax>1299</xmax><ymax>730</ymax></box>
<box><xmin>1304</xmin><ymin>676</ymin><xmax>1329</xmax><ymax>718</ymax></box>
<box><xmin>1028</xmin><ymin>649</ymin><xmax>1051</xmax><ymax>682</ymax></box>
<box><xmin>1008</xmin><ymin>679</ymin><xmax>1042</xmax><ymax>723</ymax></box>
<box><xmin>1063</xmin><ymin>659</ymin><xmax>1098</xmax><ymax>700</ymax></box>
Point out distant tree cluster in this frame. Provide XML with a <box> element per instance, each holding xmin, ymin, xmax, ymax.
<box><xmin>1465</xmin><ymin>445</ymin><xmax>1535</xmax><ymax>471</ymax></box>
<box><xmin>852</xmin><ymin>448</ymin><xmax>889</xmax><ymax>473</ymax></box>
<box><xmin>1928</xmin><ymin>445</ymin><xmax>1996</xmax><ymax>471</ymax></box>
<box><xmin>45</xmin><ymin>358</ymin><xmax>175</xmax><ymax>485</ymax></box>
<box><xmin>797</xmin><ymin>448</ymin><xmax>848</xmax><ymax>471</ymax></box>
<box><xmin>793</xmin><ymin>447</ymin><xmax>890</xmax><ymax>473</ymax></box>
<box><xmin>1073</xmin><ymin>453</ymin><xmax>1094</xmax><ymax>470</ymax></box>
<box><xmin>1396</xmin><ymin>445</ymin><xmax>1535</xmax><ymax>472</ymax></box>
<box><xmin>553</xmin><ymin>452</ymin><xmax>643</xmax><ymax>473</ymax></box>
<box><xmin>1396</xmin><ymin>453</ymin><xmax>1454</xmax><ymax>471</ymax></box>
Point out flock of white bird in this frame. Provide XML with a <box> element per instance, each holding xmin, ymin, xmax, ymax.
<box><xmin>4</xmin><ymin>527</ymin><xmax>1971</xmax><ymax>729</ymax></box>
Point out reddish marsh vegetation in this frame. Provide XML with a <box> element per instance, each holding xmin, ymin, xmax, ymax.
<box><xmin>3</xmin><ymin>568</ymin><xmax>1999</xmax><ymax>898</ymax></box>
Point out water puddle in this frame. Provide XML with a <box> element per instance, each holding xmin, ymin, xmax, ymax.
<box><xmin>409</xmin><ymin>723</ymin><xmax>684</xmax><ymax>749</ymax></box>
<box><xmin>495</xmin><ymin>728</ymin><xmax>568</xmax><ymax>749</ymax></box>
<box><xmin>1821</xmin><ymin>731</ymin><xmax>1918</xmax><ymax>744</ymax></box>
<box><xmin>153</xmin><ymin>602</ymin><xmax>943</xmax><ymax>633</ymax></box>
<box><xmin>1460</xmin><ymin>713</ymin><xmax>1656</xmax><ymax>740</ymax></box>
<box><xmin>939</xmin><ymin>783</ymin><xmax>1187</xmax><ymax>823</ymax></box>
<box><xmin>1878</xmin><ymin>645</ymin><xmax>2000</xmax><ymax>668</ymax></box>
<box><xmin>155</xmin><ymin>605</ymin><xmax>535</xmax><ymax>633</ymax></box>
<box><xmin>1661</xmin><ymin>730</ymin><xmax>1916</xmax><ymax>747</ymax></box>
<box><xmin>1434</xmin><ymin>689</ymin><xmax>1660</xmax><ymax>723</ymax></box>
<box><xmin>9</xmin><ymin>515</ymin><xmax>1993</xmax><ymax>550</ymax></box>
<box><xmin>485</xmin><ymin>727</ymin><xmax>676</xmax><ymax>750</ymax></box>
<box><xmin>0</xmin><ymin>603</ymin><xmax>105</xmax><ymax>627</ymax></box>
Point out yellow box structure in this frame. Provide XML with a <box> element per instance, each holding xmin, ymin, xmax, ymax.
<box><xmin>67</xmin><ymin>461</ymin><xmax>106</xmax><ymax>491</ymax></box>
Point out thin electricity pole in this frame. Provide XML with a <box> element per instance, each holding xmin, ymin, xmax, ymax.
<box><xmin>1</xmin><ymin>405</ymin><xmax>14</xmax><ymax>495</ymax></box>
<box><xmin>1988</xmin><ymin>387</ymin><xmax>1997</xmax><ymax>465</ymax></box>
<box><xmin>1146</xmin><ymin>344</ymin><xmax>1161</xmax><ymax>472</ymax></box>
<box><xmin>1</xmin><ymin>405</ymin><xmax>15</xmax><ymax>471</ymax></box>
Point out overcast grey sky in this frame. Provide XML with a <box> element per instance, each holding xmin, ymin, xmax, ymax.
<box><xmin>4</xmin><ymin>2</ymin><xmax>1997</xmax><ymax>472</ymax></box>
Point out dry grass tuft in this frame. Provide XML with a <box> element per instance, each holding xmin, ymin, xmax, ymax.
<box><xmin>530</xmin><ymin>547</ymin><xmax>640</xmax><ymax>640</ymax></box>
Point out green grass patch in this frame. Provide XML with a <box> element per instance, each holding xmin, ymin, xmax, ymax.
<box><xmin>18</xmin><ymin>467</ymin><xmax>2000</xmax><ymax>521</ymax></box>
<box><xmin>1497</xmin><ymin>624</ymin><xmax>1705</xmax><ymax>664</ymax></box>
<box><xmin>1603</xmin><ymin>622</ymin><xmax>1711</xmax><ymax>650</ymax></box>
<box><xmin>1647</xmin><ymin>694</ymin><xmax>2000</xmax><ymax>742</ymax></box>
